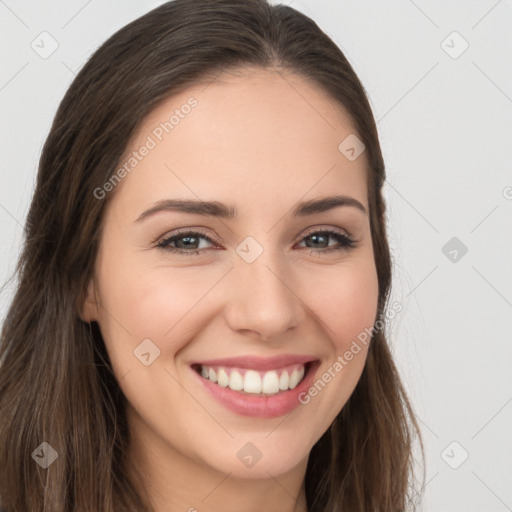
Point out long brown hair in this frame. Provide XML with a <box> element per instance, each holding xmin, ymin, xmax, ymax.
<box><xmin>0</xmin><ymin>0</ymin><xmax>424</xmax><ymax>510</ymax></box>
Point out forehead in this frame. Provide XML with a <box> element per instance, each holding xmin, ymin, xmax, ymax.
<box><xmin>111</xmin><ymin>67</ymin><xmax>369</xmax><ymax>219</ymax></box>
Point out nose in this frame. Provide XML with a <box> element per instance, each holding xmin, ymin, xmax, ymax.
<box><xmin>223</xmin><ymin>251</ymin><xmax>304</xmax><ymax>341</ymax></box>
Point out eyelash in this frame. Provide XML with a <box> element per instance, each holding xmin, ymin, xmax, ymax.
<box><xmin>155</xmin><ymin>228</ymin><xmax>356</xmax><ymax>257</ymax></box>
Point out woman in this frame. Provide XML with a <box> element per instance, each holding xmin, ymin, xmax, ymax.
<box><xmin>0</xmin><ymin>0</ymin><xmax>424</xmax><ymax>510</ymax></box>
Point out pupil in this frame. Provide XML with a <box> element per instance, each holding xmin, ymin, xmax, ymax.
<box><xmin>178</xmin><ymin>236</ymin><xmax>197</xmax><ymax>249</ymax></box>
<box><xmin>307</xmin><ymin>234</ymin><xmax>326</xmax><ymax>248</ymax></box>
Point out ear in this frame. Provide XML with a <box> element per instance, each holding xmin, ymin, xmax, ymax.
<box><xmin>79</xmin><ymin>277</ymin><xmax>99</xmax><ymax>323</ymax></box>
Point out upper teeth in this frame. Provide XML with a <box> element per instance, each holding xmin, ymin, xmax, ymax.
<box><xmin>199</xmin><ymin>364</ymin><xmax>306</xmax><ymax>395</ymax></box>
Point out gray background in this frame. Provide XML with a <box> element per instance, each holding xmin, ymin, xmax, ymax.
<box><xmin>1</xmin><ymin>1</ymin><xmax>511</xmax><ymax>510</ymax></box>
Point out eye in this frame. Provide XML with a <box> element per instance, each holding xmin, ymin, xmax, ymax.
<box><xmin>296</xmin><ymin>229</ymin><xmax>356</xmax><ymax>255</ymax></box>
<box><xmin>155</xmin><ymin>228</ymin><xmax>217</xmax><ymax>256</ymax></box>
<box><xmin>155</xmin><ymin>227</ymin><xmax>356</xmax><ymax>257</ymax></box>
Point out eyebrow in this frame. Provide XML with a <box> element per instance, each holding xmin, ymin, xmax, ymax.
<box><xmin>134</xmin><ymin>194</ymin><xmax>367</xmax><ymax>223</ymax></box>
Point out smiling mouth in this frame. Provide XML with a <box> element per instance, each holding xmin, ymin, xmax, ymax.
<box><xmin>191</xmin><ymin>361</ymin><xmax>316</xmax><ymax>396</ymax></box>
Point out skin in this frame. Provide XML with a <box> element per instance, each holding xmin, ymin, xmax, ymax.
<box><xmin>81</xmin><ymin>66</ymin><xmax>379</xmax><ymax>512</ymax></box>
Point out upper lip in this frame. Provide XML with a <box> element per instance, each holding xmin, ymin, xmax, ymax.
<box><xmin>191</xmin><ymin>354</ymin><xmax>318</xmax><ymax>371</ymax></box>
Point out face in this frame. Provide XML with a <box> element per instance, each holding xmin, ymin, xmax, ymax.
<box><xmin>82</xmin><ymin>67</ymin><xmax>379</xmax><ymax>483</ymax></box>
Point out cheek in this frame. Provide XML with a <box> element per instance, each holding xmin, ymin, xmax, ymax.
<box><xmin>95</xmin><ymin>251</ymin><xmax>227</xmax><ymax>367</ymax></box>
<box><xmin>114</xmin><ymin>269</ymin><xmax>210</xmax><ymax>336</ymax></box>
<box><xmin>295</xmin><ymin>260</ymin><xmax>378</xmax><ymax>431</ymax></box>
<box><xmin>305</xmin><ymin>258</ymin><xmax>379</xmax><ymax>350</ymax></box>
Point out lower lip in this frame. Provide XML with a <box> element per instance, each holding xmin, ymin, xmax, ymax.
<box><xmin>192</xmin><ymin>362</ymin><xmax>320</xmax><ymax>418</ymax></box>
